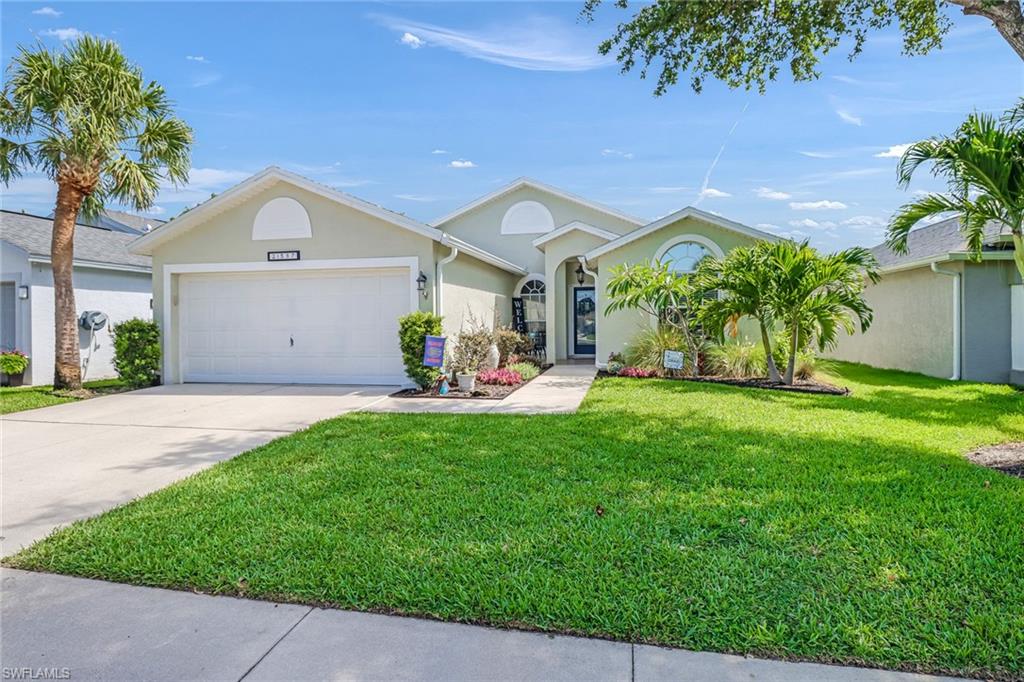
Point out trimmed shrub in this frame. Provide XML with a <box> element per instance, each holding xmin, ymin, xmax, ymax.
<box><xmin>398</xmin><ymin>311</ymin><xmax>444</xmax><ymax>389</ymax></box>
<box><xmin>507</xmin><ymin>362</ymin><xmax>539</xmax><ymax>381</ymax></box>
<box><xmin>0</xmin><ymin>349</ymin><xmax>29</xmax><ymax>376</ymax></box>
<box><xmin>494</xmin><ymin>327</ymin><xmax>530</xmax><ymax>367</ymax></box>
<box><xmin>111</xmin><ymin>318</ymin><xmax>161</xmax><ymax>388</ymax></box>
<box><xmin>477</xmin><ymin>368</ymin><xmax>523</xmax><ymax>385</ymax></box>
<box><xmin>450</xmin><ymin>326</ymin><xmax>493</xmax><ymax>375</ymax></box>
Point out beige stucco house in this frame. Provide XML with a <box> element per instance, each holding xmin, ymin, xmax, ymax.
<box><xmin>129</xmin><ymin>166</ymin><xmax>775</xmax><ymax>386</ymax></box>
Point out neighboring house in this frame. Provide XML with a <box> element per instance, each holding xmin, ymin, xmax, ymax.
<box><xmin>0</xmin><ymin>210</ymin><xmax>153</xmax><ymax>385</ymax></box>
<box><xmin>129</xmin><ymin>166</ymin><xmax>777</xmax><ymax>386</ymax></box>
<box><xmin>829</xmin><ymin>216</ymin><xmax>1022</xmax><ymax>385</ymax></box>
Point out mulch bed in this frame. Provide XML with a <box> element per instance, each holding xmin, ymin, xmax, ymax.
<box><xmin>596</xmin><ymin>371</ymin><xmax>849</xmax><ymax>396</ymax></box>
<box><xmin>391</xmin><ymin>366</ymin><xmax>551</xmax><ymax>401</ymax></box>
<box><xmin>966</xmin><ymin>442</ymin><xmax>1024</xmax><ymax>478</ymax></box>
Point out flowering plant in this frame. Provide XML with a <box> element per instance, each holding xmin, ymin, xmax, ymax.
<box><xmin>618</xmin><ymin>366</ymin><xmax>659</xmax><ymax>378</ymax></box>
<box><xmin>477</xmin><ymin>368</ymin><xmax>523</xmax><ymax>386</ymax></box>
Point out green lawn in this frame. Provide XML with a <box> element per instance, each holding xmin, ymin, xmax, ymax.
<box><xmin>0</xmin><ymin>378</ymin><xmax>128</xmax><ymax>414</ymax></box>
<box><xmin>6</xmin><ymin>363</ymin><xmax>1023</xmax><ymax>678</ymax></box>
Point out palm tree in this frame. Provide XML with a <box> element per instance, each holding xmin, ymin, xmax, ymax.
<box><xmin>886</xmin><ymin>102</ymin><xmax>1024</xmax><ymax>280</ymax></box>
<box><xmin>695</xmin><ymin>244</ymin><xmax>784</xmax><ymax>383</ymax></box>
<box><xmin>1</xmin><ymin>37</ymin><xmax>192</xmax><ymax>389</ymax></box>
<box><xmin>763</xmin><ymin>241</ymin><xmax>879</xmax><ymax>385</ymax></box>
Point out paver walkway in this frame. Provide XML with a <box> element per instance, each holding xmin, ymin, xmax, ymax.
<box><xmin>366</xmin><ymin>363</ymin><xmax>596</xmax><ymax>414</ymax></box>
<box><xmin>1</xmin><ymin>569</ymin><xmax>963</xmax><ymax>682</ymax></box>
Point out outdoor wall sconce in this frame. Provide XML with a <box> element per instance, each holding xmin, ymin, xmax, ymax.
<box><xmin>417</xmin><ymin>271</ymin><xmax>428</xmax><ymax>297</ymax></box>
<box><xmin>17</xmin><ymin>285</ymin><xmax>29</xmax><ymax>300</ymax></box>
<box><xmin>575</xmin><ymin>263</ymin><xmax>586</xmax><ymax>285</ymax></box>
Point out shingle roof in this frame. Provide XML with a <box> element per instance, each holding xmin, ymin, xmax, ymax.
<box><xmin>47</xmin><ymin>209</ymin><xmax>166</xmax><ymax>235</ymax></box>
<box><xmin>869</xmin><ymin>216</ymin><xmax>1010</xmax><ymax>268</ymax></box>
<box><xmin>0</xmin><ymin>210</ymin><xmax>151</xmax><ymax>270</ymax></box>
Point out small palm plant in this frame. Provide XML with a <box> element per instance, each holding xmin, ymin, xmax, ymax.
<box><xmin>886</xmin><ymin>100</ymin><xmax>1024</xmax><ymax>279</ymax></box>
<box><xmin>763</xmin><ymin>241</ymin><xmax>879</xmax><ymax>385</ymax></box>
<box><xmin>1</xmin><ymin>37</ymin><xmax>192</xmax><ymax>389</ymax></box>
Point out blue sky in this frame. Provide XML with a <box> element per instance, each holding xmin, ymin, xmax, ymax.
<box><xmin>2</xmin><ymin>2</ymin><xmax>1021</xmax><ymax>249</ymax></box>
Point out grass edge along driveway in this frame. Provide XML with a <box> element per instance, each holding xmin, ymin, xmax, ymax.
<box><xmin>6</xmin><ymin>363</ymin><xmax>1023</xmax><ymax>680</ymax></box>
<box><xmin>1</xmin><ymin>378</ymin><xmax>128</xmax><ymax>414</ymax></box>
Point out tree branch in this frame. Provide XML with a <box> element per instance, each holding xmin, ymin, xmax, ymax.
<box><xmin>947</xmin><ymin>0</ymin><xmax>1024</xmax><ymax>60</ymax></box>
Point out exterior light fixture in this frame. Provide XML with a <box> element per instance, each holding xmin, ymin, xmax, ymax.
<box><xmin>17</xmin><ymin>285</ymin><xmax>29</xmax><ymax>300</ymax></box>
<box><xmin>417</xmin><ymin>271</ymin><xmax>428</xmax><ymax>297</ymax></box>
<box><xmin>575</xmin><ymin>263</ymin><xmax>585</xmax><ymax>285</ymax></box>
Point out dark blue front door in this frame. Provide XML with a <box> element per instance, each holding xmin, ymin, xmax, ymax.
<box><xmin>573</xmin><ymin>287</ymin><xmax>596</xmax><ymax>355</ymax></box>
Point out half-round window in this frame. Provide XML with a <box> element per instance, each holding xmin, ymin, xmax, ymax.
<box><xmin>661</xmin><ymin>241</ymin><xmax>710</xmax><ymax>274</ymax></box>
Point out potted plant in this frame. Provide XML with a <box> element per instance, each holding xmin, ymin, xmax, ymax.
<box><xmin>0</xmin><ymin>350</ymin><xmax>29</xmax><ymax>387</ymax></box>
<box><xmin>450</xmin><ymin>326</ymin><xmax>493</xmax><ymax>392</ymax></box>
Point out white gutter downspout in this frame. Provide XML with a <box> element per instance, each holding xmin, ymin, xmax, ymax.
<box><xmin>931</xmin><ymin>261</ymin><xmax>961</xmax><ymax>381</ymax></box>
<box><xmin>435</xmin><ymin>236</ymin><xmax>459</xmax><ymax>316</ymax></box>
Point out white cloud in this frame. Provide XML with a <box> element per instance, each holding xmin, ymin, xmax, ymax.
<box><xmin>395</xmin><ymin>193</ymin><xmax>439</xmax><ymax>202</ymax></box>
<box><xmin>186</xmin><ymin>55</ymin><xmax>208</xmax><ymax>63</ymax></box>
<box><xmin>400</xmin><ymin>32</ymin><xmax>424</xmax><ymax>49</ymax></box>
<box><xmin>699</xmin><ymin>188</ymin><xmax>731</xmax><ymax>199</ymax></box>
<box><xmin>375</xmin><ymin>15</ymin><xmax>611</xmax><ymax>71</ymax></box>
<box><xmin>836</xmin><ymin>109</ymin><xmax>863</xmax><ymax>126</ymax></box>
<box><xmin>449</xmin><ymin>159</ymin><xmax>476</xmax><ymax>169</ymax></box>
<box><xmin>601</xmin><ymin>148</ymin><xmax>634</xmax><ymax>160</ymax></box>
<box><xmin>754</xmin><ymin>186</ymin><xmax>791</xmax><ymax>200</ymax></box>
<box><xmin>875</xmin><ymin>143</ymin><xmax>913</xmax><ymax>158</ymax></box>
<box><xmin>789</xmin><ymin>200</ymin><xmax>847</xmax><ymax>210</ymax></box>
<box><xmin>842</xmin><ymin>215</ymin><xmax>886</xmax><ymax>227</ymax></box>
<box><xmin>799</xmin><ymin>151</ymin><xmax>836</xmax><ymax>159</ymax></box>
<box><xmin>146</xmin><ymin>206</ymin><xmax>166</xmax><ymax>215</ymax></box>
<box><xmin>157</xmin><ymin>167</ymin><xmax>251</xmax><ymax>203</ymax></box>
<box><xmin>41</xmin><ymin>27</ymin><xmax>83</xmax><ymax>41</ymax></box>
<box><xmin>789</xmin><ymin>218</ymin><xmax>837</xmax><ymax>230</ymax></box>
<box><xmin>32</xmin><ymin>6</ymin><xmax>62</xmax><ymax>17</ymax></box>
<box><xmin>431</xmin><ymin>149</ymin><xmax>450</xmax><ymax>155</ymax></box>
<box><xmin>755</xmin><ymin>223</ymin><xmax>780</xmax><ymax>230</ymax></box>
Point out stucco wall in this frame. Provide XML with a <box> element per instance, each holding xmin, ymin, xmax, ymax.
<box><xmin>538</xmin><ymin>230</ymin><xmax>606</xmax><ymax>361</ymax></box>
<box><xmin>439</xmin><ymin>248</ymin><xmax>517</xmax><ymax>337</ymax></box>
<box><xmin>827</xmin><ymin>265</ymin><xmax>956</xmax><ymax>379</ymax></box>
<box><xmin>962</xmin><ymin>260</ymin><xmax>1018</xmax><ymax>383</ymax></box>
<box><xmin>592</xmin><ymin>216</ymin><xmax>760</xmax><ymax>364</ymax></box>
<box><xmin>438</xmin><ymin>186</ymin><xmax>640</xmax><ymax>274</ymax></box>
<box><xmin>150</xmin><ymin>182</ymin><xmax>438</xmax><ymax>382</ymax></box>
<box><xmin>28</xmin><ymin>263</ymin><xmax>152</xmax><ymax>385</ymax></box>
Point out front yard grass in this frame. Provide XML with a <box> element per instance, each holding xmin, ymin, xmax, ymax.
<box><xmin>6</xmin><ymin>363</ymin><xmax>1023</xmax><ymax>679</ymax></box>
<box><xmin>0</xmin><ymin>378</ymin><xmax>128</xmax><ymax>414</ymax></box>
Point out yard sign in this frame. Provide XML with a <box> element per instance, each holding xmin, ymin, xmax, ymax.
<box><xmin>423</xmin><ymin>335</ymin><xmax>446</xmax><ymax>368</ymax></box>
<box><xmin>663</xmin><ymin>350</ymin><xmax>684</xmax><ymax>371</ymax></box>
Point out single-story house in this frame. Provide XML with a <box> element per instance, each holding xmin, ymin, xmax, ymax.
<box><xmin>829</xmin><ymin>216</ymin><xmax>1023</xmax><ymax>385</ymax></box>
<box><xmin>0</xmin><ymin>210</ymin><xmax>154</xmax><ymax>385</ymax></box>
<box><xmin>128</xmin><ymin>166</ymin><xmax>777</xmax><ymax>386</ymax></box>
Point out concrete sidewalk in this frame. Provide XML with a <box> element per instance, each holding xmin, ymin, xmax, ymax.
<box><xmin>1</xmin><ymin>569</ymin><xmax>963</xmax><ymax>682</ymax></box>
<box><xmin>366</xmin><ymin>364</ymin><xmax>597</xmax><ymax>414</ymax></box>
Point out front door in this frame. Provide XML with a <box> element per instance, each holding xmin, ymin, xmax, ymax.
<box><xmin>573</xmin><ymin>287</ymin><xmax>596</xmax><ymax>355</ymax></box>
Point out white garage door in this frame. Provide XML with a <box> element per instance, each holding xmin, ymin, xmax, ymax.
<box><xmin>179</xmin><ymin>268</ymin><xmax>411</xmax><ymax>384</ymax></box>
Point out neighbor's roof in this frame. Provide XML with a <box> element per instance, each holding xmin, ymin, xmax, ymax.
<box><xmin>431</xmin><ymin>177</ymin><xmax>646</xmax><ymax>228</ymax></box>
<box><xmin>0</xmin><ymin>210</ymin><xmax>151</xmax><ymax>272</ymax></box>
<box><xmin>129</xmin><ymin>166</ymin><xmax>528</xmax><ymax>276</ymax></box>
<box><xmin>869</xmin><ymin>216</ymin><xmax>1013</xmax><ymax>271</ymax></box>
<box><xmin>584</xmin><ymin>206</ymin><xmax>780</xmax><ymax>261</ymax></box>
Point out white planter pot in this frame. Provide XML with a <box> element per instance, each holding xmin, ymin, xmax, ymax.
<box><xmin>457</xmin><ymin>373</ymin><xmax>476</xmax><ymax>391</ymax></box>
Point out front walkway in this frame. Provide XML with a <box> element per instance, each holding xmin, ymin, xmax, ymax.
<box><xmin>1</xmin><ymin>569</ymin><xmax>962</xmax><ymax>682</ymax></box>
<box><xmin>365</xmin><ymin>363</ymin><xmax>597</xmax><ymax>414</ymax></box>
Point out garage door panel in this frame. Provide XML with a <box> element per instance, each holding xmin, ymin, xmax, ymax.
<box><xmin>180</xmin><ymin>268</ymin><xmax>411</xmax><ymax>384</ymax></box>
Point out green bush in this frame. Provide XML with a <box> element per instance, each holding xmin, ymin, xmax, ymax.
<box><xmin>450</xmin><ymin>326</ymin><xmax>493</xmax><ymax>375</ymax></box>
<box><xmin>494</xmin><ymin>327</ymin><xmax>530</xmax><ymax>367</ymax></box>
<box><xmin>706</xmin><ymin>340</ymin><xmax>829</xmax><ymax>380</ymax></box>
<box><xmin>623</xmin><ymin>326</ymin><xmax>692</xmax><ymax>375</ymax></box>
<box><xmin>111</xmin><ymin>318</ymin><xmax>161</xmax><ymax>388</ymax></box>
<box><xmin>0</xmin><ymin>350</ymin><xmax>29</xmax><ymax>376</ymax></box>
<box><xmin>507</xmin><ymin>362</ymin><xmax>539</xmax><ymax>381</ymax></box>
<box><xmin>398</xmin><ymin>311</ymin><xmax>444</xmax><ymax>389</ymax></box>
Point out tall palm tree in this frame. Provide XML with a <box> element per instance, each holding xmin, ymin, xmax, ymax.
<box><xmin>1</xmin><ymin>37</ymin><xmax>192</xmax><ymax>389</ymax></box>
<box><xmin>763</xmin><ymin>241</ymin><xmax>879</xmax><ymax>385</ymax></box>
<box><xmin>695</xmin><ymin>244</ymin><xmax>783</xmax><ymax>383</ymax></box>
<box><xmin>886</xmin><ymin>102</ymin><xmax>1024</xmax><ymax>280</ymax></box>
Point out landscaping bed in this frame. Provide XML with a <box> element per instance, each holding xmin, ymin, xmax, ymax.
<box><xmin>596</xmin><ymin>370</ymin><xmax>848</xmax><ymax>395</ymax></box>
<box><xmin>392</xmin><ymin>365</ymin><xmax>551</xmax><ymax>400</ymax></box>
<box><xmin>7</xmin><ymin>362</ymin><xmax>1024</xmax><ymax>679</ymax></box>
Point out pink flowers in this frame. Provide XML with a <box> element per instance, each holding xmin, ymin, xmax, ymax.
<box><xmin>477</xmin><ymin>368</ymin><xmax>523</xmax><ymax>385</ymax></box>
<box><xmin>618</xmin><ymin>366</ymin><xmax>659</xmax><ymax>378</ymax></box>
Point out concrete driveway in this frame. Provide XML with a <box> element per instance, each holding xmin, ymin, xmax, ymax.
<box><xmin>1</xmin><ymin>383</ymin><xmax>393</xmax><ymax>555</ymax></box>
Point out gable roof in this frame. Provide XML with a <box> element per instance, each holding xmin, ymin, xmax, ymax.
<box><xmin>531</xmin><ymin>221</ymin><xmax>619</xmax><ymax>251</ymax></box>
<box><xmin>431</xmin><ymin>177</ymin><xmax>646</xmax><ymax>228</ymax></box>
<box><xmin>128</xmin><ymin>167</ymin><xmax>526</xmax><ymax>275</ymax></box>
<box><xmin>869</xmin><ymin>216</ymin><xmax>1013</xmax><ymax>271</ymax></box>
<box><xmin>583</xmin><ymin>206</ymin><xmax>780</xmax><ymax>261</ymax></box>
<box><xmin>0</xmin><ymin>210</ymin><xmax>151</xmax><ymax>272</ymax></box>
